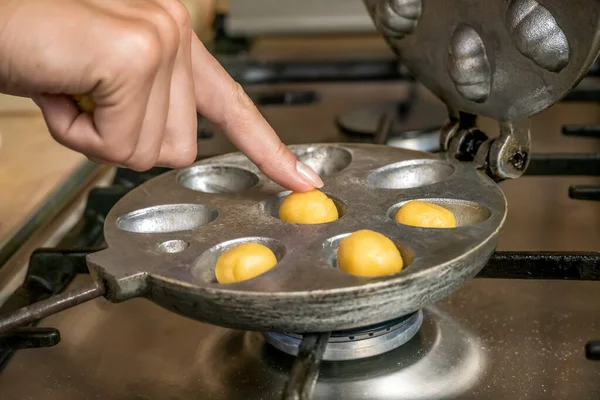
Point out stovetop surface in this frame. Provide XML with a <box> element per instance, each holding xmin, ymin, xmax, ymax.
<box><xmin>0</xmin><ymin>275</ymin><xmax>598</xmax><ymax>399</ymax></box>
<box><xmin>1</xmin><ymin>74</ymin><xmax>600</xmax><ymax>398</ymax></box>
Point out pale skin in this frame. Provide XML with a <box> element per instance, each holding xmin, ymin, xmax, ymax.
<box><xmin>0</xmin><ymin>0</ymin><xmax>323</xmax><ymax>191</ymax></box>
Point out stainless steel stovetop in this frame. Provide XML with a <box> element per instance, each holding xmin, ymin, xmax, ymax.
<box><xmin>1</xmin><ymin>76</ymin><xmax>600</xmax><ymax>398</ymax></box>
<box><xmin>1</xmin><ymin>276</ymin><xmax>599</xmax><ymax>399</ymax></box>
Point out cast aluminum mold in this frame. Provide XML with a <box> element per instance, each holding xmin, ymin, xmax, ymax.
<box><xmin>87</xmin><ymin>144</ymin><xmax>506</xmax><ymax>332</ymax></box>
<box><xmin>364</xmin><ymin>0</ymin><xmax>600</xmax><ymax>121</ymax></box>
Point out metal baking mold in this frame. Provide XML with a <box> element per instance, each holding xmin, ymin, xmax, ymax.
<box><xmin>363</xmin><ymin>0</ymin><xmax>600</xmax><ymax>121</ymax></box>
<box><xmin>87</xmin><ymin>143</ymin><xmax>506</xmax><ymax>332</ymax></box>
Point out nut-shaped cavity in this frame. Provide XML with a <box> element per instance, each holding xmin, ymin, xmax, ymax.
<box><xmin>116</xmin><ymin>204</ymin><xmax>218</xmax><ymax>233</ymax></box>
<box><xmin>368</xmin><ymin>159</ymin><xmax>454</xmax><ymax>189</ymax></box>
<box><xmin>262</xmin><ymin>191</ymin><xmax>347</xmax><ymax>221</ymax></box>
<box><xmin>195</xmin><ymin>237</ymin><xmax>286</xmax><ymax>284</ymax></box>
<box><xmin>294</xmin><ymin>146</ymin><xmax>352</xmax><ymax>178</ymax></box>
<box><xmin>374</xmin><ymin>0</ymin><xmax>422</xmax><ymax>38</ymax></box>
<box><xmin>322</xmin><ymin>233</ymin><xmax>414</xmax><ymax>273</ymax></box>
<box><xmin>448</xmin><ymin>24</ymin><xmax>492</xmax><ymax>103</ymax></box>
<box><xmin>506</xmin><ymin>0</ymin><xmax>570</xmax><ymax>72</ymax></box>
<box><xmin>177</xmin><ymin>165</ymin><xmax>259</xmax><ymax>193</ymax></box>
<box><xmin>157</xmin><ymin>240</ymin><xmax>190</xmax><ymax>253</ymax></box>
<box><xmin>388</xmin><ymin>199</ymin><xmax>492</xmax><ymax>227</ymax></box>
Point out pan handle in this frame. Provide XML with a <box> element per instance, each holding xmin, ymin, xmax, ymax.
<box><xmin>0</xmin><ymin>282</ymin><xmax>105</xmax><ymax>334</ymax></box>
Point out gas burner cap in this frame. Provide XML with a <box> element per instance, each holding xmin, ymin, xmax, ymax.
<box><xmin>263</xmin><ymin>310</ymin><xmax>423</xmax><ymax>361</ymax></box>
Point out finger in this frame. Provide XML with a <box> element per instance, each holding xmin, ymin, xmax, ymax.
<box><xmin>32</xmin><ymin>94</ymin><xmax>106</xmax><ymax>157</ymax></box>
<box><xmin>100</xmin><ymin>6</ymin><xmax>179</xmax><ymax>171</ymax></box>
<box><xmin>152</xmin><ymin>0</ymin><xmax>197</xmax><ymax>168</ymax></box>
<box><xmin>89</xmin><ymin>20</ymin><xmax>161</xmax><ymax>165</ymax></box>
<box><xmin>190</xmin><ymin>38</ymin><xmax>323</xmax><ymax>192</ymax></box>
<box><xmin>119</xmin><ymin>44</ymin><xmax>173</xmax><ymax>171</ymax></box>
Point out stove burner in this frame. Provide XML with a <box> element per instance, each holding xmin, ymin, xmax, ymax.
<box><xmin>263</xmin><ymin>310</ymin><xmax>423</xmax><ymax>361</ymax></box>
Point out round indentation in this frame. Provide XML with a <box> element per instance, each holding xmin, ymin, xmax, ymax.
<box><xmin>177</xmin><ymin>165</ymin><xmax>259</xmax><ymax>193</ymax></box>
<box><xmin>116</xmin><ymin>204</ymin><xmax>218</xmax><ymax>233</ymax></box>
<box><xmin>157</xmin><ymin>240</ymin><xmax>190</xmax><ymax>253</ymax></box>
<box><xmin>368</xmin><ymin>159</ymin><xmax>454</xmax><ymax>189</ymax></box>
<box><xmin>388</xmin><ymin>199</ymin><xmax>491</xmax><ymax>227</ymax></box>
<box><xmin>293</xmin><ymin>146</ymin><xmax>352</xmax><ymax>178</ymax></box>
<box><xmin>196</xmin><ymin>237</ymin><xmax>286</xmax><ymax>284</ymax></box>
<box><xmin>261</xmin><ymin>191</ymin><xmax>347</xmax><ymax>222</ymax></box>
<box><xmin>322</xmin><ymin>233</ymin><xmax>413</xmax><ymax>274</ymax></box>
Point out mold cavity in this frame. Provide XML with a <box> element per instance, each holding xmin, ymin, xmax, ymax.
<box><xmin>261</xmin><ymin>191</ymin><xmax>347</xmax><ymax>222</ymax></box>
<box><xmin>116</xmin><ymin>204</ymin><xmax>218</xmax><ymax>233</ymax></box>
<box><xmin>177</xmin><ymin>165</ymin><xmax>259</xmax><ymax>193</ymax></box>
<box><xmin>368</xmin><ymin>159</ymin><xmax>454</xmax><ymax>189</ymax></box>
<box><xmin>196</xmin><ymin>237</ymin><xmax>286</xmax><ymax>284</ymax></box>
<box><xmin>322</xmin><ymin>233</ymin><xmax>413</xmax><ymax>272</ymax></box>
<box><xmin>157</xmin><ymin>239</ymin><xmax>190</xmax><ymax>253</ymax></box>
<box><xmin>294</xmin><ymin>146</ymin><xmax>352</xmax><ymax>178</ymax></box>
<box><xmin>388</xmin><ymin>199</ymin><xmax>492</xmax><ymax>227</ymax></box>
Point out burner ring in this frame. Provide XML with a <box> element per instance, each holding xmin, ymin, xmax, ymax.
<box><xmin>263</xmin><ymin>310</ymin><xmax>423</xmax><ymax>361</ymax></box>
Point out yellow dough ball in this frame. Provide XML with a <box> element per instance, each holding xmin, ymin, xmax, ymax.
<box><xmin>72</xmin><ymin>94</ymin><xmax>96</xmax><ymax>113</ymax></box>
<box><xmin>337</xmin><ymin>230</ymin><xmax>403</xmax><ymax>277</ymax></box>
<box><xmin>278</xmin><ymin>190</ymin><xmax>339</xmax><ymax>224</ymax></box>
<box><xmin>395</xmin><ymin>201</ymin><xmax>457</xmax><ymax>228</ymax></box>
<box><xmin>215</xmin><ymin>243</ymin><xmax>277</xmax><ymax>284</ymax></box>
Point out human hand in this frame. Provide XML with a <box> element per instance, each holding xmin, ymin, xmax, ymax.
<box><xmin>0</xmin><ymin>0</ymin><xmax>323</xmax><ymax>191</ymax></box>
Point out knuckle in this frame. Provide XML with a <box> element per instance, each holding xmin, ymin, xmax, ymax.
<box><xmin>273</xmin><ymin>141</ymin><xmax>289</xmax><ymax>161</ymax></box>
<box><xmin>170</xmin><ymin>146</ymin><xmax>197</xmax><ymax>168</ymax></box>
<box><xmin>160</xmin><ymin>132</ymin><xmax>198</xmax><ymax>168</ymax></box>
<box><xmin>163</xmin><ymin>0</ymin><xmax>191</xmax><ymax>33</ymax></box>
<box><xmin>231</xmin><ymin>81</ymin><xmax>255</xmax><ymax>113</ymax></box>
<box><xmin>121</xmin><ymin>151</ymin><xmax>158</xmax><ymax>171</ymax></box>
<box><xmin>144</xmin><ymin>6</ymin><xmax>180</xmax><ymax>58</ymax></box>
<box><xmin>259</xmin><ymin>141</ymin><xmax>287</xmax><ymax>169</ymax></box>
<box><xmin>103</xmin><ymin>141</ymin><xmax>137</xmax><ymax>165</ymax></box>
<box><xmin>219</xmin><ymin>81</ymin><xmax>255</xmax><ymax>130</ymax></box>
<box><xmin>129</xmin><ymin>158</ymin><xmax>156</xmax><ymax>172</ymax></box>
<box><xmin>113</xmin><ymin>23</ymin><xmax>163</xmax><ymax>76</ymax></box>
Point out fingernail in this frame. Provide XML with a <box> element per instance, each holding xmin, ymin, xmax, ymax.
<box><xmin>296</xmin><ymin>161</ymin><xmax>324</xmax><ymax>188</ymax></box>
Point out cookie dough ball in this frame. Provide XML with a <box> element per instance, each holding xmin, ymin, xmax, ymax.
<box><xmin>337</xmin><ymin>230</ymin><xmax>403</xmax><ymax>277</ymax></box>
<box><xmin>395</xmin><ymin>201</ymin><xmax>456</xmax><ymax>228</ymax></box>
<box><xmin>215</xmin><ymin>243</ymin><xmax>277</xmax><ymax>284</ymax></box>
<box><xmin>72</xmin><ymin>94</ymin><xmax>96</xmax><ymax>113</ymax></box>
<box><xmin>278</xmin><ymin>190</ymin><xmax>339</xmax><ymax>224</ymax></box>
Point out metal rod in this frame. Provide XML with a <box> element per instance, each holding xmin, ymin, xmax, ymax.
<box><xmin>562</xmin><ymin>85</ymin><xmax>600</xmax><ymax>103</ymax></box>
<box><xmin>586</xmin><ymin>341</ymin><xmax>600</xmax><ymax>360</ymax></box>
<box><xmin>478</xmin><ymin>251</ymin><xmax>600</xmax><ymax>280</ymax></box>
<box><xmin>282</xmin><ymin>332</ymin><xmax>331</xmax><ymax>400</ymax></box>
<box><xmin>0</xmin><ymin>327</ymin><xmax>61</xmax><ymax>350</ymax></box>
<box><xmin>373</xmin><ymin>113</ymin><xmax>393</xmax><ymax>145</ymax></box>
<box><xmin>562</xmin><ymin>124</ymin><xmax>600</xmax><ymax>137</ymax></box>
<box><xmin>525</xmin><ymin>153</ymin><xmax>600</xmax><ymax>176</ymax></box>
<box><xmin>569</xmin><ymin>185</ymin><xmax>600</xmax><ymax>201</ymax></box>
<box><xmin>0</xmin><ymin>283</ymin><xmax>105</xmax><ymax>334</ymax></box>
<box><xmin>221</xmin><ymin>59</ymin><xmax>405</xmax><ymax>85</ymax></box>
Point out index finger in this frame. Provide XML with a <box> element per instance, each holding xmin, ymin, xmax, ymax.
<box><xmin>190</xmin><ymin>38</ymin><xmax>323</xmax><ymax>192</ymax></box>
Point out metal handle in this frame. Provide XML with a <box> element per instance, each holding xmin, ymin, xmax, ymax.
<box><xmin>0</xmin><ymin>327</ymin><xmax>61</xmax><ymax>350</ymax></box>
<box><xmin>281</xmin><ymin>332</ymin><xmax>331</xmax><ymax>400</ymax></box>
<box><xmin>0</xmin><ymin>282</ymin><xmax>105</xmax><ymax>334</ymax></box>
